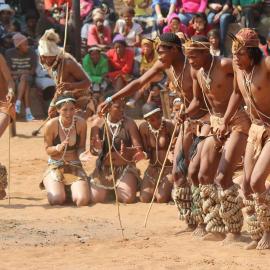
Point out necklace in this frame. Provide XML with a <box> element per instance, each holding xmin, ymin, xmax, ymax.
<box><xmin>171</xmin><ymin>57</ymin><xmax>187</xmax><ymax>105</ymax></box>
<box><xmin>147</xmin><ymin>118</ymin><xmax>165</xmax><ymax>137</ymax></box>
<box><xmin>200</xmin><ymin>56</ymin><xmax>215</xmax><ymax>91</ymax></box>
<box><xmin>59</xmin><ymin>116</ymin><xmax>75</xmax><ymax>137</ymax></box>
<box><xmin>243</xmin><ymin>66</ymin><xmax>255</xmax><ymax>92</ymax></box>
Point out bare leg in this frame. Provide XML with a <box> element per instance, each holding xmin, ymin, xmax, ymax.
<box><xmin>216</xmin><ymin>131</ymin><xmax>247</xmax><ymax>244</ymax></box>
<box><xmin>198</xmin><ymin>136</ymin><xmax>223</xmax><ymax>241</ymax></box>
<box><xmin>0</xmin><ymin>113</ymin><xmax>9</xmax><ymax>138</ymax></box>
<box><xmin>140</xmin><ymin>173</ymin><xmax>155</xmax><ymax>203</ymax></box>
<box><xmin>250</xmin><ymin>142</ymin><xmax>270</xmax><ymax>250</ymax></box>
<box><xmin>156</xmin><ymin>173</ymin><xmax>173</xmax><ymax>203</ymax></box>
<box><xmin>17</xmin><ymin>77</ymin><xmax>27</xmax><ymax>102</ymax></box>
<box><xmin>117</xmin><ymin>173</ymin><xmax>138</xmax><ymax>204</ymax></box>
<box><xmin>24</xmin><ymin>83</ymin><xmax>30</xmax><ymax>108</ymax></box>
<box><xmin>43</xmin><ymin>178</ymin><xmax>66</xmax><ymax>205</ymax></box>
<box><xmin>71</xmin><ymin>180</ymin><xmax>90</xmax><ymax>207</ymax></box>
<box><xmin>89</xmin><ymin>184</ymin><xmax>108</xmax><ymax>203</ymax></box>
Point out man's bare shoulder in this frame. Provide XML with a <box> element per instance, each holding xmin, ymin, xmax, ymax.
<box><xmin>220</xmin><ymin>57</ymin><xmax>233</xmax><ymax>72</ymax></box>
<box><xmin>139</xmin><ymin>121</ymin><xmax>148</xmax><ymax>132</ymax></box>
<box><xmin>190</xmin><ymin>66</ymin><xmax>199</xmax><ymax>79</ymax></box>
<box><xmin>45</xmin><ymin>117</ymin><xmax>58</xmax><ymax>131</ymax></box>
<box><xmin>124</xmin><ymin>116</ymin><xmax>138</xmax><ymax>128</ymax></box>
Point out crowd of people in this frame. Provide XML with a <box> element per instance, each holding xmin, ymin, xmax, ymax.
<box><xmin>0</xmin><ymin>0</ymin><xmax>270</xmax><ymax>252</ymax></box>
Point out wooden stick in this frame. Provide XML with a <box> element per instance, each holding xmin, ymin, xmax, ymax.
<box><xmin>144</xmin><ymin>105</ymin><xmax>184</xmax><ymax>228</ymax></box>
<box><xmin>103</xmin><ymin>116</ymin><xmax>125</xmax><ymax>240</ymax></box>
<box><xmin>8</xmin><ymin>113</ymin><xmax>11</xmax><ymax>205</ymax></box>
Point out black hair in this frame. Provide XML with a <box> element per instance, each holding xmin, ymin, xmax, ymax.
<box><xmin>25</xmin><ymin>10</ymin><xmax>39</xmax><ymax>22</ymax></box>
<box><xmin>207</xmin><ymin>29</ymin><xmax>220</xmax><ymax>39</ymax></box>
<box><xmin>159</xmin><ymin>32</ymin><xmax>182</xmax><ymax>52</ymax></box>
<box><xmin>247</xmin><ymin>47</ymin><xmax>263</xmax><ymax>65</ymax></box>
<box><xmin>193</xmin><ymin>13</ymin><xmax>207</xmax><ymax>25</ymax></box>
<box><xmin>55</xmin><ymin>93</ymin><xmax>76</xmax><ymax>108</ymax></box>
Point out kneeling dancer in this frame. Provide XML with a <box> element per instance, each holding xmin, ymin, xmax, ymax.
<box><xmin>42</xmin><ymin>94</ymin><xmax>90</xmax><ymax>206</ymax></box>
<box><xmin>219</xmin><ymin>28</ymin><xmax>270</xmax><ymax>249</ymax></box>
<box><xmin>139</xmin><ymin>102</ymin><xmax>175</xmax><ymax>203</ymax></box>
<box><xmin>89</xmin><ymin>97</ymin><xmax>144</xmax><ymax>203</ymax></box>
<box><xmin>184</xmin><ymin>35</ymin><xmax>250</xmax><ymax>241</ymax></box>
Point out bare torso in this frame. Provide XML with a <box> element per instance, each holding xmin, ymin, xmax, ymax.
<box><xmin>196</xmin><ymin>57</ymin><xmax>234</xmax><ymax>115</ymax></box>
<box><xmin>235</xmin><ymin>58</ymin><xmax>270</xmax><ymax>125</ymax></box>
<box><xmin>140</xmin><ymin>120</ymin><xmax>174</xmax><ymax>167</ymax></box>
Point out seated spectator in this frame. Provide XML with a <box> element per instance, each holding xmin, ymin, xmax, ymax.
<box><xmin>163</xmin><ymin>13</ymin><xmax>188</xmax><ymax>34</ymax></box>
<box><xmin>22</xmin><ymin>11</ymin><xmax>39</xmax><ymax>46</ymax></box>
<box><xmin>5</xmin><ymin>33</ymin><xmax>36</xmax><ymax>121</ymax></box>
<box><xmin>44</xmin><ymin>0</ymin><xmax>72</xmax><ymax>25</ymax></box>
<box><xmin>232</xmin><ymin>0</ymin><xmax>263</xmax><ymax>29</ymax></box>
<box><xmin>87</xmin><ymin>8</ymin><xmax>112</xmax><ymax>47</ymax></box>
<box><xmin>127</xmin><ymin>38</ymin><xmax>164</xmax><ymax>107</ymax></box>
<box><xmin>207</xmin><ymin>0</ymin><xmax>234</xmax><ymax>56</ymax></box>
<box><xmin>146</xmin><ymin>84</ymin><xmax>162</xmax><ymax>108</ymax></box>
<box><xmin>35</xmin><ymin>50</ymin><xmax>55</xmax><ymax>114</ymax></box>
<box><xmin>114</xmin><ymin>7</ymin><xmax>143</xmax><ymax>47</ymax></box>
<box><xmin>0</xmin><ymin>3</ymin><xmax>15</xmax><ymax>36</ymax></box>
<box><xmin>151</xmin><ymin>0</ymin><xmax>177</xmax><ymax>27</ymax></box>
<box><xmin>0</xmin><ymin>32</ymin><xmax>13</xmax><ymax>55</ymax></box>
<box><xmin>178</xmin><ymin>0</ymin><xmax>208</xmax><ymax>25</ymax></box>
<box><xmin>208</xmin><ymin>29</ymin><xmax>222</xmax><ymax>56</ymax></box>
<box><xmin>106</xmin><ymin>34</ymin><xmax>134</xmax><ymax>91</ymax></box>
<box><xmin>123</xmin><ymin>0</ymin><xmax>152</xmax><ymax>17</ymax></box>
<box><xmin>80</xmin><ymin>0</ymin><xmax>94</xmax><ymax>21</ymax></box>
<box><xmin>187</xmin><ymin>13</ymin><xmax>211</xmax><ymax>37</ymax></box>
<box><xmin>82</xmin><ymin>45</ymin><xmax>109</xmax><ymax>103</ymax></box>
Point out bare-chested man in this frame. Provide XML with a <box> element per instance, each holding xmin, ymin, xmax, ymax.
<box><xmin>139</xmin><ymin>102</ymin><xmax>175</xmax><ymax>203</ymax></box>
<box><xmin>0</xmin><ymin>53</ymin><xmax>15</xmax><ymax>199</ymax></box>
<box><xmin>38</xmin><ymin>29</ymin><xmax>93</xmax><ymax>119</ymax></box>
<box><xmin>98</xmin><ymin>33</ymin><xmax>210</xmax><ymax>230</ymax></box>
<box><xmin>183</xmin><ymin>35</ymin><xmax>251</xmax><ymax>242</ymax></box>
<box><xmin>217</xmin><ymin>28</ymin><xmax>270</xmax><ymax>250</ymax></box>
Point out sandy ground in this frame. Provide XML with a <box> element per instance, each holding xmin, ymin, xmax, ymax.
<box><xmin>0</xmin><ymin>120</ymin><xmax>269</xmax><ymax>270</ymax></box>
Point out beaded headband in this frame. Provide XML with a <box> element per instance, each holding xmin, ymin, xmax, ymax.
<box><xmin>55</xmin><ymin>97</ymin><xmax>76</xmax><ymax>106</ymax></box>
<box><xmin>143</xmin><ymin>107</ymin><xmax>161</xmax><ymax>118</ymax></box>
<box><xmin>182</xmin><ymin>39</ymin><xmax>210</xmax><ymax>52</ymax></box>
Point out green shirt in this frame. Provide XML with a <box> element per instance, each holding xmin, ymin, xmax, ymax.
<box><xmin>82</xmin><ymin>54</ymin><xmax>109</xmax><ymax>84</ymax></box>
<box><xmin>232</xmin><ymin>0</ymin><xmax>262</xmax><ymax>6</ymax></box>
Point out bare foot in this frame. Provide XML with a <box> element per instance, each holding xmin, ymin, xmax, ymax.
<box><xmin>193</xmin><ymin>224</ymin><xmax>207</xmax><ymax>238</ymax></box>
<box><xmin>0</xmin><ymin>190</ymin><xmax>6</xmax><ymax>200</ymax></box>
<box><xmin>245</xmin><ymin>240</ymin><xmax>258</xmax><ymax>250</ymax></box>
<box><xmin>222</xmin><ymin>233</ymin><xmax>242</xmax><ymax>245</ymax></box>
<box><xmin>203</xmin><ymin>232</ymin><xmax>225</xmax><ymax>241</ymax></box>
<box><xmin>184</xmin><ymin>224</ymin><xmax>197</xmax><ymax>232</ymax></box>
<box><xmin>256</xmin><ymin>231</ymin><xmax>270</xmax><ymax>250</ymax></box>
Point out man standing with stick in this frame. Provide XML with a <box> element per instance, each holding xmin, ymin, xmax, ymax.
<box><xmin>38</xmin><ymin>29</ymin><xmax>92</xmax><ymax>119</ymax></box>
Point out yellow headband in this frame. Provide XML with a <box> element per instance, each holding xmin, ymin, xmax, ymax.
<box><xmin>182</xmin><ymin>39</ymin><xmax>210</xmax><ymax>52</ymax></box>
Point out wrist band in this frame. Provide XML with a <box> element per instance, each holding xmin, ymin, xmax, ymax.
<box><xmin>105</xmin><ymin>96</ymin><xmax>113</xmax><ymax>104</ymax></box>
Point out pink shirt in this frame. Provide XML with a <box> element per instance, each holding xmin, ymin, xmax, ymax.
<box><xmin>180</xmin><ymin>0</ymin><xmax>207</xmax><ymax>13</ymax></box>
<box><xmin>87</xmin><ymin>25</ymin><xmax>112</xmax><ymax>46</ymax></box>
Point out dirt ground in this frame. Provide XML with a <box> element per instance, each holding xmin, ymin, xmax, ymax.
<box><xmin>0</xmin><ymin>120</ymin><xmax>269</xmax><ymax>270</ymax></box>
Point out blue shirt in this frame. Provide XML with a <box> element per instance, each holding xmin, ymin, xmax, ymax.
<box><xmin>152</xmin><ymin>0</ymin><xmax>177</xmax><ymax>9</ymax></box>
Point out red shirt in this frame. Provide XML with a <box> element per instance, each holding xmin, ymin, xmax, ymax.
<box><xmin>106</xmin><ymin>48</ymin><xmax>134</xmax><ymax>79</ymax></box>
<box><xmin>187</xmin><ymin>24</ymin><xmax>212</xmax><ymax>37</ymax></box>
<box><xmin>44</xmin><ymin>0</ymin><xmax>72</xmax><ymax>9</ymax></box>
<box><xmin>87</xmin><ymin>25</ymin><xmax>112</xmax><ymax>46</ymax></box>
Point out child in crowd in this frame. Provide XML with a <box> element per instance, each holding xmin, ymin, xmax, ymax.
<box><xmin>207</xmin><ymin>28</ymin><xmax>222</xmax><ymax>56</ymax></box>
<box><xmin>123</xmin><ymin>0</ymin><xmax>152</xmax><ymax>17</ymax></box>
<box><xmin>146</xmin><ymin>83</ymin><xmax>162</xmax><ymax>109</ymax></box>
<box><xmin>114</xmin><ymin>6</ymin><xmax>143</xmax><ymax>47</ymax></box>
<box><xmin>106</xmin><ymin>34</ymin><xmax>134</xmax><ymax>91</ymax></box>
<box><xmin>127</xmin><ymin>38</ymin><xmax>164</xmax><ymax>108</ymax></box>
<box><xmin>187</xmin><ymin>13</ymin><xmax>211</xmax><ymax>37</ymax></box>
<box><xmin>5</xmin><ymin>33</ymin><xmax>36</xmax><ymax>121</ymax></box>
<box><xmin>163</xmin><ymin>13</ymin><xmax>188</xmax><ymax>35</ymax></box>
<box><xmin>87</xmin><ymin>8</ymin><xmax>112</xmax><ymax>47</ymax></box>
<box><xmin>83</xmin><ymin>45</ymin><xmax>109</xmax><ymax>104</ymax></box>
